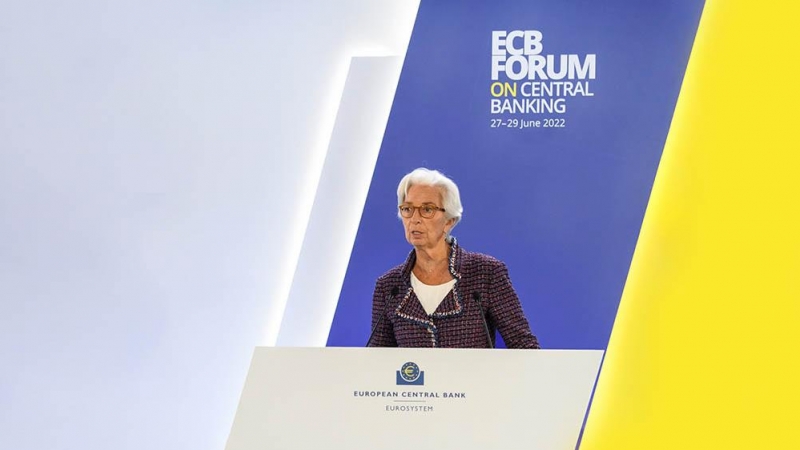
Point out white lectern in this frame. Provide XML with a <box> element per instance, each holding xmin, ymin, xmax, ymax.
<box><xmin>226</xmin><ymin>347</ymin><xmax>602</xmax><ymax>450</ymax></box>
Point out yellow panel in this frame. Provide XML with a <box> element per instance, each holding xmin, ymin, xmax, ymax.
<box><xmin>581</xmin><ymin>1</ymin><xmax>800</xmax><ymax>449</ymax></box>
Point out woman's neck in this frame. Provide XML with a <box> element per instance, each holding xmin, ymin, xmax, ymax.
<box><xmin>413</xmin><ymin>240</ymin><xmax>452</xmax><ymax>283</ymax></box>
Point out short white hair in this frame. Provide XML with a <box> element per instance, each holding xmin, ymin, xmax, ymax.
<box><xmin>396</xmin><ymin>168</ymin><xmax>463</xmax><ymax>229</ymax></box>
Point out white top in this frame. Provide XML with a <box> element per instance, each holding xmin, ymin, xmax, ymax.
<box><xmin>410</xmin><ymin>272</ymin><xmax>457</xmax><ymax>315</ymax></box>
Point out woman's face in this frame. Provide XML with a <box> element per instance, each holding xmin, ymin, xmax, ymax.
<box><xmin>401</xmin><ymin>184</ymin><xmax>455</xmax><ymax>250</ymax></box>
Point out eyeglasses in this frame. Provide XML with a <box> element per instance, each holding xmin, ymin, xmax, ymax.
<box><xmin>398</xmin><ymin>203</ymin><xmax>446</xmax><ymax>219</ymax></box>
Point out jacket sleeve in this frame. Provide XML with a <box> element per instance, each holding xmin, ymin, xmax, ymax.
<box><xmin>368</xmin><ymin>277</ymin><xmax>398</xmax><ymax>347</ymax></box>
<box><xmin>488</xmin><ymin>261</ymin><xmax>541</xmax><ymax>349</ymax></box>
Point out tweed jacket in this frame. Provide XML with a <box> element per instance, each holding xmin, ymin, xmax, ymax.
<box><xmin>369</xmin><ymin>238</ymin><xmax>540</xmax><ymax>348</ymax></box>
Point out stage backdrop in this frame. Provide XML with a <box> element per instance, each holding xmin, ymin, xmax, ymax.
<box><xmin>328</xmin><ymin>0</ymin><xmax>704</xmax><ymax>349</ymax></box>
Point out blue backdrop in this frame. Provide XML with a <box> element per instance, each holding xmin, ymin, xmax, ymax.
<box><xmin>328</xmin><ymin>0</ymin><xmax>704</xmax><ymax>349</ymax></box>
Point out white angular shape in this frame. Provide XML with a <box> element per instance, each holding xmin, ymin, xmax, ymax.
<box><xmin>275</xmin><ymin>56</ymin><xmax>406</xmax><ymax>347</ymax></box>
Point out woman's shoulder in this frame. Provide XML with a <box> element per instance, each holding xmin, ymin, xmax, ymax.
<box><xmin>460</xmin><ymin>248</ymin><xmax>505</xmax><ymax>269</ymax></box>
<box><xmin>376</xmin><ymin>263</ymin><xmax>407</xmax><ymax>285</ymax></box>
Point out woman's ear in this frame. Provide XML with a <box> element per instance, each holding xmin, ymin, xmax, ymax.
<box><xmin>444</xmin><ymin>217</ymin><xmax>456</xmax><ymax>233</ymax></box>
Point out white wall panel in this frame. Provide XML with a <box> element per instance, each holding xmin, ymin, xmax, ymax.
<box><xmin>275</xmin><ymin>56</ymin><xmax>405</xmax><ymax>347</ymax></box>
<box><xmin>0</xmin><ymin>1</ymin><xmax>418</xmax><ymax>449</ymax></box>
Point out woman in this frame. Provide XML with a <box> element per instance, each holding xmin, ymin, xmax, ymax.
<box><xmin>368</xmin><ymin>168</ymin><xmax>540</xmax><ymax>348</ymax></box>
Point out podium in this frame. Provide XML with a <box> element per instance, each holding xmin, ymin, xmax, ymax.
<box><xmin>225</xmin><ymin>347</ymin><xmax>603</xmax><ymax>450</ymax></box>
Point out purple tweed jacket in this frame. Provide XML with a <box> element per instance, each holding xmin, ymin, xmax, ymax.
<box><xmin>369</xmin><ymin>238</ymin><xmax>540</xmax><ymax>349</ymax></box>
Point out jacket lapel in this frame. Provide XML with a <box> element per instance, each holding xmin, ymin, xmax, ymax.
<box><xmin>395</xmin><ymin>287</ymin><xmax>434</xmax><ymax>328</ymax></box>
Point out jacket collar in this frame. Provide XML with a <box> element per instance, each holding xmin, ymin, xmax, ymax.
<box><xmin>399</xmin><ymin>236</ymin><xmax>463</xmax><ymax>282</ymax></box>
<box><xmin>394</xmin><ymin>237</ymin><xmax>464</xmax><ymax>332</ymax></box>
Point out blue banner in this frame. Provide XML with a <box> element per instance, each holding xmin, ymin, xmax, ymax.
<box><xmin>328</xmin><ymin>0</ymin><xmax>704</xmax><ymax>349</ymax></box>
